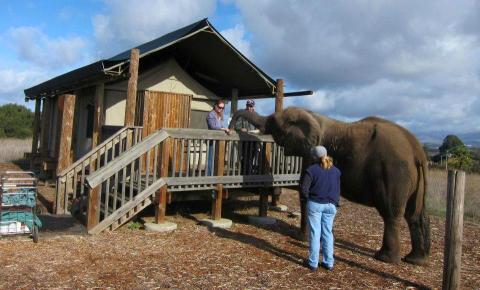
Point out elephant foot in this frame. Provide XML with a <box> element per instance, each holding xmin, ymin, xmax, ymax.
<box><xmin>374</xmin><ymin>250</ymin><xmax>401</xmax><ymax>264</ymax></box>
<box><xmin>403</xmin><ymin>252</ymin><xmax>428</xmax><ymax>266</ymax></box>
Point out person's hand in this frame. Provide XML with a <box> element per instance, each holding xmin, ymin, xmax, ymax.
<box><xmin>240</xmin><ymin>128</ymin><xmax>247</xmax><ymax>132</ymax></box>
<box><xmin>223</xmin><ymin>128</ymin><xmax>231</xmax><ymax>135</ymax></box>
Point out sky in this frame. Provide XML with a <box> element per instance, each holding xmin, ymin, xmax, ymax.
<box><xmin>0</xmin><ymin>0</ymin><xmax>479</xmax><ymax>144</ymax></box>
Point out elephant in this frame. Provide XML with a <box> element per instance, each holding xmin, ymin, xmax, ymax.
<box><xmin>229</xmin><ymin>107</ymin><xmax>430</xmax><ymax>265</ymax></box>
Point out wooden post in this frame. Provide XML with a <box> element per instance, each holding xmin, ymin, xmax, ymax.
<box><xmin>275</xmin><ymin>79</ymin><xmax>284</xmax><ymax>113</ymax></box>
<box><xmin>273</xmin><ymin>79</ymin><xmax>284</xmax><ymax>206</ymax></box>
<box><xmin>212</xmin><ymin>140</ymin><xmax>226</xmax><ymax>220</ymax></box>
<box><xmin>87</xmin><ymin>186</ymin><xmax>101</xmax><ymax>230</ymax></box>
<box><xmin>30</xmin><ymin>98</ymin><xmax>42</xmax><ymax>168</ymax></box>
<box><xmin>156</xmin><ymin>138</ymin><xmax>171</xmax><ymax>223</ymax></box>
<box><xmin>56</xmin><ymin>94</ymin><xmax>76</xmax><ymax>175</ymax></box>
<box><xmin>92</xmin><ymin>83</ymin><xmax>105</xmax><ymax>149</ymax></box>
<box><xmin>40</xmin><ymin>98</ymin><xmax>52</xmax><ymax>157</ymax></box>
<box><xmin>230</xmin><ymin>88</ymin><xmax>238</xmax><ymax>117</ymax></box>
<box><xmin>259</xmin><ymin>190</ymin><xmax>268</xmax><ymax>217</ymax></box>
<box><xmin>442</xmin><ymin>170</ymin><xmax>466</xmax><ymax>290</ymax></box>
<box><xmin>124</xmin><ymin>48</ymin><xmax>139</xmax><ymax>126</ymax></box>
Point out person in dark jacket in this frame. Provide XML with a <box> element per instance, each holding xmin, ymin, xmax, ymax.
<box><xmin>301</xmin><ymin>145</ymin><xmax>341</xmax><ymax>271</ymax></box>
<box><xmin>231</xmin><ymin>99</ymin><xmax>258</xmax><ymax>133</ymax></box>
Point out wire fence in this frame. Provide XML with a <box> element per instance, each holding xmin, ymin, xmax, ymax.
<box><xmin>428</xmin><ymin>169</ymin><xmax>480</xmax><ymax>222</ymax></box>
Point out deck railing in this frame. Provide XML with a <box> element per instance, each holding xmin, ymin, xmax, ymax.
<box><xmin>85</xmin><ymin>128</ymin><xmax>302</xmax><ymax>232</ymax></box>
<box><xmin>55</xmin><ymin>126</ymin><xmax>143</xmax><ymax>214</ymax></box>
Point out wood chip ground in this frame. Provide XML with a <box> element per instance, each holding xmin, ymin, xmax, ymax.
<box><xmin>1</xmin><ymin>163</ymin><xmax>479</xmax><ymax>289</ymax></box>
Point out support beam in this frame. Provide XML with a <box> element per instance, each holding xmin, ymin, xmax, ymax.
<box><xmin>259</xmin><ymin>190</ymin><xmax>269</xmax><ymax>217</ymax></box>
<box><xmin>30</xmin><ymin>98</ymin><xmax>42</xmax><ymax>167</ymax></box>
<box><xmin>156</xmin><ymin>138</ymin><xmax>171</xmax><ymax>223</ymax></box>
<box><xmin>124</xmin><ymin>48</ymin><xmax>139</xmax><ymax>126</ymax></box>
<box><xmin>92</xmin><ymin>83</ymin><xmax>105</xmax><ymax>149</ymax></box>
<box><xmin>230</xmin><ymin>88</ymin><xmax>238</xmax><ymax>117</ymax></box>
<box><xmin>56</xmin><ymin>94</ymin><xmax>76</xmax><ymax>175</ymax></box>
<box><xmin>40</xmin><ymin>98</ymin><xmax>52</xmax><ymax>157</ymax></box>
<box><xmin>212</xmin><ymin>140</ymin><xmax>226</xmax><ymax>220</ymax></box>
<box><xmin>275</xmin><ymin>79</ymin><xmax>284</xmax><ymax>113</ymax></box>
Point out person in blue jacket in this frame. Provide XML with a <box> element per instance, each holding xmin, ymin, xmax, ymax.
<box><xmin>301</xmin><ymin>145</ymin><xmax>341</xmax><ymax>271</ymax></box>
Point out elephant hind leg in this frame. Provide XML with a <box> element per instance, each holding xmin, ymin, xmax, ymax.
<box><xmin>404</xmin><ymin>206</ymin><xmax>430</xmax><ymax>265</ymax></box>
<box><xmin>374</xmin><ymin>217</ymin><xmax>402</xmax><ymax>264</ymax></box>
<box><xmin>403</xmin><ymin>162</ymin><xmax>430</xmax><ymax>266</ymax></box>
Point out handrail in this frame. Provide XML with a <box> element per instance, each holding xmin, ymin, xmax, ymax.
<box><xmin>54</xmin><ymin>126</ymin><xmax>143</xmax><ymax>214</ymax></box>
<box><xmin>86</xmin><ymin>128</ymin><xmax>284</xmax><ymax>189</ymax></box>
<box><xmin>57</xmin><ymin>126</ymin><xmax>141</xmax><ymax>177</ymax></box>
<box><xmin>84</xmin><ymin>127</ymin><xmax>303</xmax><ymax>233</ymax></box>
<box><xmin>86</xmin><ymin>130</ymin><xmax>169</xmax><ymax>188</ymax></box>
<box><xmin>164</xmin><ymin>128</ymin><xmax>276</xmax><ymax>142</ymax></box>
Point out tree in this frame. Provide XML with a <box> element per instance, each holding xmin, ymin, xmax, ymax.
<box><xmin>0</xmin><ymin>103</ymin><xmax>34</xmax><ymax>138</ymax></box>
<box><xmin>448</xmin><ymin>145</ymin><xmax>473</xmax><ymax>171</ymax></box>
<box><xmin>439</xmin><ymin>135</ymin><xmax>464</xmax><ymax>154</ymax></box>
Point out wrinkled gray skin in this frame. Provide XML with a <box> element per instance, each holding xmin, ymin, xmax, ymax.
<box><xmin>229</xmin><ymin>107</ymin><xmax>430</xmax><ymax>265</ymax></box>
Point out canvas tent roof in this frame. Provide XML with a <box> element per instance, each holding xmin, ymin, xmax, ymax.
<box><xmin>24</xmin><ymin>19</ymin><xmax>277</xmax><ymax>100</ymax></box>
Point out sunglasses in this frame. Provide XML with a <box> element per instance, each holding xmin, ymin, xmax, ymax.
<box><xmin>217</xmin><ymin>105</ymin><xmax>225</xmax><ymax>110</ymax></box>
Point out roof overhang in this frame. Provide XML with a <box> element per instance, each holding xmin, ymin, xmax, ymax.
<box><xmin>24</xmin><ymin>19</ymin><xmax>277</xmax><ymax>100</ymax></box>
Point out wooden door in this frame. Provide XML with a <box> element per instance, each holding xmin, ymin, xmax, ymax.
<box><xmin>141</xmin><ymin>91</ymin><xmax>192</xmax><ymax>175</ymax></box>
<box><xmin>141</xmin><ymin>91</ymin><xmax>192</xmax><ymax>136</ymax></box>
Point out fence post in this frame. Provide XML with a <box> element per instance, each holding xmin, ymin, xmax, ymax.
<box><xmin>442</xmin><ymin>170</ymin><xmax>466</xmax><ymax>290</ymax></box>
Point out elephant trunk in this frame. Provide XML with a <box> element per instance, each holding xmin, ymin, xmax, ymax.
<box><xmin>229</xmin><ymin>110</ymin><xmax>268</xmax><ymax>132</ymax></box>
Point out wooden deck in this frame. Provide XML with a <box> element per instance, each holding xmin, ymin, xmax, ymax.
<box><xmin>55</xmin><ymin>128</ymin><xmax>302</xmax><ymax>234</ymax></box>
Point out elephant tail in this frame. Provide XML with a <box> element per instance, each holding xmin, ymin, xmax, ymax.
<box><xmin>418</xmin><ymin>161</ymin><xmax>431</xmax><ymax>255</ymax></box>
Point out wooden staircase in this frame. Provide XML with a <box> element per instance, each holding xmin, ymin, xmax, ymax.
<box><xmin>83</xmin><ymin>128</ymin><xmax>302</xmax><ymax>234</ymax></box>
<box><xmin>88</xmin><ymin>178</ymin><xmax>165</xmax><ymax>234</ymax></box>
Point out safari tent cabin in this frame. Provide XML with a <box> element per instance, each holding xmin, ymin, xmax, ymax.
<box><xmin>24</xmin><ymin>19</ymin><xmax>308</xmax><ymax>234</ymax></box>
<box><xmin>25</xmin><ymin>18</ymin><xmax>280</xmax><ymax>177</ymax></box>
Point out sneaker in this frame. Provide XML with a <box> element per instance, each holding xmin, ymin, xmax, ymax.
<box><xmin>320</xmin><ymin>262</ymin><xmax>333</xmax><ymax>271</ymax></box>
<box><xmin>303</xmin><ymin>259</ymin><xmax>318</xmax><ymax>271</ymax></box>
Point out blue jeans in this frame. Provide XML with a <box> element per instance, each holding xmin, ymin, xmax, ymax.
<box><xmin>307</xmin><ymin>200</ymin><xmax>337</xmax><ymax>269</ymax></box>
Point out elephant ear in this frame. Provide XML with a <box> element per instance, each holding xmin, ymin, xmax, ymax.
<box><xmin>265</xmin><ymin>107</ymin><xmax>322</xmax><ymax>156</ymax></box>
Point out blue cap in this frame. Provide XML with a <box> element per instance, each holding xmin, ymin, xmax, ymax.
<box><xmin>311</xmin><ymin>146</ymin><xmax>327</xmax><ymax>158</ymax></box>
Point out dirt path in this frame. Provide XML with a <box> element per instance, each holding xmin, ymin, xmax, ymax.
<box><xmin>1</xmin><ymin>163</ymin><xmax>479</xmax><ymax>289</ymax></box>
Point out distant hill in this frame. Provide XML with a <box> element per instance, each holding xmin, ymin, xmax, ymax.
<box><xmin>419</xmin><ymin>131</ymin><xmax>480</xmax><ymax>148</ymax></box>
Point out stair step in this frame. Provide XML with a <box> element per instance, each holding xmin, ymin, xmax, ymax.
<box><xmin>88</xmin><ymin>178</ymin><xmax>166</xmax><ymax>234</ymax></box>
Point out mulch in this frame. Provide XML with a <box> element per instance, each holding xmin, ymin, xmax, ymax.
<box><xmin>0</xmin><ymin>163</ymin><xmax>479</xmax><ymax>289</ymax></box>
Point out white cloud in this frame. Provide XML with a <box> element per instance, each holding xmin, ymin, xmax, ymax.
<box><xmin>220</xmin><ymin>24</ymin><xmax>252</xmax><ymax>58</ymax></box>
<box><xmin>7</xmin><ymin>26</ymin><xmax>88</xmax><ymax>69</ymax></box>
<box><xmin>92</xmin><ymin>0</ymin><xmax>216</xmax><ymax>58</ymax></box>
<box><xmin>0</xmin><ymin>68</ymin><xmax>47</xmax><ymax>107</ymax></box>
<box><xmin>233</xmin><ymin>0</ymin><xmax>480</xmax><ymax>142</ymax></box>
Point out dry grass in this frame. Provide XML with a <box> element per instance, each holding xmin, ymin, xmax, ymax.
<box><xmin>0</xmin><ymin>138</ymin><xmax>31</xmax><ymax>163</ymax></box>
<box><xmin>428</xmin><ymin>169</ymin><xmax>480</xmax><ymax>222</ymax></box>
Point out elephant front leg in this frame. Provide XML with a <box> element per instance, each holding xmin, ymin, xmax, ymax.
<box><xmin>375</xmin><ymin>218</ymin><xmax>402</xmax><ymax>263</ymax></box>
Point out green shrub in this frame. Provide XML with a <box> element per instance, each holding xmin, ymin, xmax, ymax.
<box><xmin>0</xmin><ymin>103</ymin><xmax>34</xmax><ymax>139</ymax></box>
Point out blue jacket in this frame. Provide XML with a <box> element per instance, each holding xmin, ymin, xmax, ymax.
<box><xmin>206</xmin><ymin>110</ymin><xmax>224</xmax><ymax>130</ymax></box>
<box><xmin>301</xmin><ymin>163</ymin><xmax>341</xmax><ymax>206</ymax></box>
